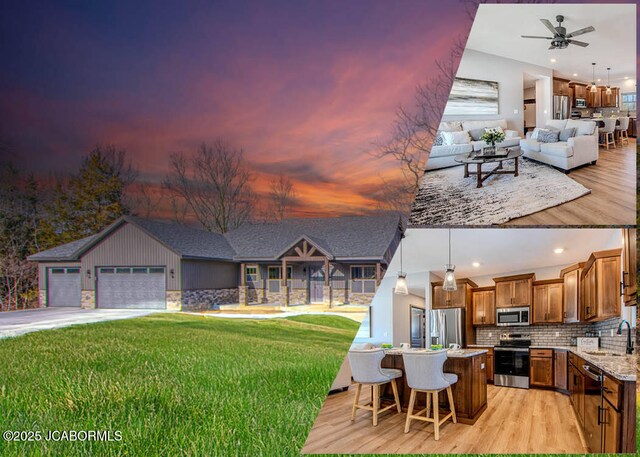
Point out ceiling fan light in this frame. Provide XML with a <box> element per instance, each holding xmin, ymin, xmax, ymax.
<box><xmin>442</xmin><ymin>265</ymin><xmax>457</xmax><ymax>291</ymax></box>
<box><xmin>395</xmin><ymin>272</ymin><xmax>408</xmax><ymax>295</ymax></box>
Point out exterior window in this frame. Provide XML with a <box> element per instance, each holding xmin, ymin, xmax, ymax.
<box><xmin>351</xmin><ymin>265</ymin><xmax>377</xmax><ymax>294</ymax></box>
<box><xmin>99</xmin><ymin>268</ymin><xmax>114</xmax><ymax>274</ymax></box>
<box><xmin>132</xmin><ymin>268</ymin><xmax>148</xmax><ymax>274</ymax></box>
<box><xmin>116</xmin><ymin>268</ymin><xmax>131</xmax><ymax>274</ymax></box>
<box><xmin>66</xmin><ymin>268</ymin><xmax>80</xmax><ymax>274</ymax></box>
<box><xmin>621</xmin><ymin>93</ymin><xmax>636</xmax><ymax>112</ymax></box>
<box><xmin>267</xmin><ymin>266</ymin><xmax>292</xmax><ymax>292</ymax></box>
<box><xmin>149</xmin><ymin>267</ymin><xmax>165</xmax><ymax>274</ymax></box>
<box><xmin>51</xmin><ymin>268</ymin><xmax>65</xmax><ymax>274</ymax></box>
<box><xmin>245</xmin><ymin>266</ymin><xmax>258</xmax><ymax>285</ymax></box>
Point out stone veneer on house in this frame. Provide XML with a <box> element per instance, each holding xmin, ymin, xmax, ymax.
<box><xmin>38</xmin><ymin>290</ymin><xmax>47</xmax><ymax>307</ymax></box>
<box><xmin>347</xmin><ymin>292</ymin><xmax>376</xmax><ymax>305</ymax></box>
<box><xmin>166</xmin><ymin>290</ymin><xmax>182</xmax><ymax>311</ymax></box>
<box><xmin>81</xmin><ymin>290</ymin><xmax>95</xmax><ymax>309</ymax></box>
<box><xmin>182</xmin><ymin>288</ymin><xmax>238</xmax><ymax>311</ymax></box>
<box><xmin>475</xmin><ymin>317</ymin><xmax>635</xmax><ymax>353</ymax></box>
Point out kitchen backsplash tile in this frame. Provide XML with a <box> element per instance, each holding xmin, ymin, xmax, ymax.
<box><xmin>475</xmin><ymin>318</ymin><xmax>634</xmax><ymax>353</ymax></box>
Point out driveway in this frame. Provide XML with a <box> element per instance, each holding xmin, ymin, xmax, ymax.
<box><xmin>0</xmin><ymin>307</ymin><xmax>160</xmax><ymax>339</ymax></box>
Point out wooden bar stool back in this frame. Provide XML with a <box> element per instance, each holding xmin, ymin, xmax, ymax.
<box><xmin>402</xmin><ymin>350</ymin><xmax>458</xmax><ymax>440</ymax></box>
<box><xmin>347</xmin><ymin>349</ymin><xmax>402</xmax><ymax>426</ymax></box>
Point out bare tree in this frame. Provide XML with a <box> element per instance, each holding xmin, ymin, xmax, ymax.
<box><xmin>266</xmin><ymin>173</ymin><xmax>295</xmax><ymax>222</ymax></box>
<box><xmin>164</xmin><ymin>140</ymin><xmax>256</xmax><ymax>233</ymax></box>
<box><xmin>128</xmin><ymin>182</ymin><xmax>164</xmax><ymax>218</ymax></box>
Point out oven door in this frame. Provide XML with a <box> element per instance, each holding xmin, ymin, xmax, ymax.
<box><xmin>494</xmin><ymin>348</ymin><xmax>530</xmax><ymax>377</ymax></box>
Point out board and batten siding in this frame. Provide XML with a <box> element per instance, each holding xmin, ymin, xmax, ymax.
<box><xmin>80</xmin><ymin>222</ymin><xmax>182</xmax><ymax>290</ymax></box>
<box><xmin>37</xmin><ymin>262</ymin><xmax>81</xmax><ymax>290</ymax></box>
<box><xmin>181</xmin><ymin>260</ymin><xmax>238</xmax><ymax>290</ymax></box>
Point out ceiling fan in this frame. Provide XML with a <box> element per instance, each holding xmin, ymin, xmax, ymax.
<box><xmin>521</xmin><ymin>15</ymin><xmax>595</xmax><ymax>49</ymax></box>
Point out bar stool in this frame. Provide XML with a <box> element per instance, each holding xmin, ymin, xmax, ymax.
<box><xmin>598</xmin><ymin>118</ymin><xmax>617</xmax><ymax>150</ymax></box>
<box><xmin>402</xmin><ymin>350</ymin><xmax>457</xmax><ymax>440</ymax></box>
<box><xmin>615</xmin><ymin>117</ymin><xmax>630</xmax><ymax>145</ymax></box>
<box><xmin>347</xmin><ymin>348</ymin><xmax>402</xmax><ymax>426</ymax></box>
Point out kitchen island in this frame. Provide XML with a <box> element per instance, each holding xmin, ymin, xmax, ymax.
<box><xmin>380</xmin><ymin>348</ymin><xmax>488</xmax><ymax>425</ymax></box>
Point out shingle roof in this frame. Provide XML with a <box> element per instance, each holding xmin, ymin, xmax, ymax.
<box><xmin>129</xmin><ymin>217</ymin><xmax>236</xmax><ymax>260</ymax></box>
<box><xmin>224</xmin><ymin>214</ymin><xmax>402</xmax><ymax>260</ymax></box>
<box><xmin>27</xmin><ymin>234</ymin><xmax>98</xmax><ymax>261</ymax></box>
<box><xmin>28</xmin><ymin>214</ymin><xmax>402</xmax><ymax>263</ymax></box>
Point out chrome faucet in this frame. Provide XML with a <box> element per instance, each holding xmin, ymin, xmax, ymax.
<box><xmin>616</xmin><ymin>320</ymin><xmax>634</xmax><ymax>355</ymax></box>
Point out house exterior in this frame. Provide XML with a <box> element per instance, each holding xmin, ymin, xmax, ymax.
<box><xmin>28</xmin><ymin>215</ymin><xmax>403</xmax><ymax>311</ymax></box>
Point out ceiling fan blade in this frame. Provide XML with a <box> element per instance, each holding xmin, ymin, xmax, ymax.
<box><xmin>521</xmin><ymin>35</ymin><xmax>553</xmax><ymax>39</ymax></box>
<box><xmin>540</xmin><ymin>18</ymin><xmax>558</xmax><ymax>35</ymax></box>
<box><xmin>567</xmin><ymin>39</ymin><xmax>589</xmax><ymax>47</ymax></box>
<box><xmin>548</xmin><ymin>44</ymin><xmax>556</xmax><ymax>50</ymax></box>
<box><xmin>566</xmin><ymin>26</ymin><xmax>595</xmax><ymax>38</ymax></box>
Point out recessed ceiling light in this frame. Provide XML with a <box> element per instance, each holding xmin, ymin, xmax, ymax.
<box><xmin>624</xmin><ymin>76</ymin><xmax>629</xmax><ymax>80</ymax></box>
<box><xmin>554</xmin><ymin>248</ymin><xmax>564</xmax><ymax>254</ymax></box>
<box><xmin>472</xmin><ymin>262</ymin><xmax>481</xmax><ymax>268</ymax></box>
<box><xmin>573</xmin><ymin>73</ymin><xmax>578</xmax><ymax>77</ymax></box>
<box><xmin>550</xmin><ymin>58</ymin><xmax>557</xmax><ymax>63</ymax></box>
<box><xmin>597</xmin><ymin>78</ymin><xmax>601</xmax><ymax>82</ymax></box>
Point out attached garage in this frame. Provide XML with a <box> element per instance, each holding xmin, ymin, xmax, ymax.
<box><xmin>47</xmin><ymin>267</ymin><xmax>81</xmax><ymax>307</ymax></box>
<box><xmin>96</xmin><ymin>267</ymin><xmax>166</xmax><ymax>309</ymax></box>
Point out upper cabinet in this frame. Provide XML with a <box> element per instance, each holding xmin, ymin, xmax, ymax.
<box><xmin>581</xmin><ymin>249</ymin><xmax>622</xmax><ymax>322</ymax></box>
<box><xmin>600</xmin><ymin>87</ymin><xmax>620</xmax><ymax>108</ymax></box>
<box><xmin>570</xmin><ymin>83</ymin><xmax>587</xmax><ymax>100</ymax></box>
<box><xmin>494</xmin><ymin>273</ymin><xmax>535</xmax><ymax>308</ymax></box>
<box><xmin>472</xmin><ymin>287</ymin><xmax>496</xmax><ymax>326</ymax></box>
<box><xmin>587</xmin><ymin>86</ymin><xmax>602</xmax><ymax>108</ymax></box>
<box><xmin>532</xmin><ymin>280</ymin><xmax>563</xmax><ymax>324</ymax></box>
<box><xmin>622</xmin><ymin>228</ymin><xmax>636</xmax><ymax>307</ymax></box>
<box><xmin>432</xmin><ymin>278</ymin><xmax>477</xmax><ymax>309</ymax></box>
<box><xmin>553</xmin><ymin>78</ymin><xmax>571</xmax><ymax>96</ymax></box>
<box><xmin>560</xmin><ymin>263</ymin><xmax>585</xmax><ymax>323</ymax></box>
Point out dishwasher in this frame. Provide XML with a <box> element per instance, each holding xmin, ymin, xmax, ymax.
<box><xmin>582</xmin><ymin>363</ymin><xmax>604</xmax><ymax>452</ymax></box>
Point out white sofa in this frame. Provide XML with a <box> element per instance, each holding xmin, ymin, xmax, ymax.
<box><xmin>519</xmin><ymin>119</ymin><xmax>598</xmax><ymax>172</ymax></box>
<box><xmin>427</xmin><ymin>119</ymin><xmax>521</xmax><ymax>171</ymax></box>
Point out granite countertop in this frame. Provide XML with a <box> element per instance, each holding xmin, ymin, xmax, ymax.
<box><xmin>385</xmin><ymin>348</ymin><xmax>488</xmax><ymax>358</ymax></box>
<box><xmin>470</xmin><ymin>344</ymin><xmax>636</xmax><ymax>382</ymax></box>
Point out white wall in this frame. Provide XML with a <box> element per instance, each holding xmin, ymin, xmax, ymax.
<box><xmin>392</xmin><ymin>292</ymin><xmax>425</xmax><ymax>346</ymax></box>
<box><xmin>444</xmin><ymin>49</ymin><xmax>554</xmax><ymax>135</ymax></box>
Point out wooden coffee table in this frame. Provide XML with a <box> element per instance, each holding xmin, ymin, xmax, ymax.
<box><xmin>454</xmin><ymin>147</ymin><xmax>523</xmax><ymax>188</ymax></box>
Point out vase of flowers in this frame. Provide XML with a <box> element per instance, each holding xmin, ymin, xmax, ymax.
<box><xmin>480</xmin><ymin>128</ymin><xmax>506</xmax><ymax>149</ymax></box>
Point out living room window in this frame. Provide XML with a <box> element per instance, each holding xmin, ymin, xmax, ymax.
<box><xmin>351</xmin><ymin>265</ymin><xmax>377</xmax><ymax>294</ymax></box>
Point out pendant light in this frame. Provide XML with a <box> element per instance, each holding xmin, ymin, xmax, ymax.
<box><xmin>605</xmin><ymin>67</ymin><xmax>612</xmax><ymax>95</ymax></box>
<box><xmin>442</xmin><ymin>229</ymin><xmax>457</xmax><ymax>291</ymax></box>
<box><xmin>590</xmin><ymin>63</ymin><xmax>598</xmax><ymax>93</ymax></box>
<box><xmin>394</xmin><ymin>234</ymin><xmax>408</xmax><ymax>295</ymax></box>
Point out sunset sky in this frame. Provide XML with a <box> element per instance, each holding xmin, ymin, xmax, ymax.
<box><xmin>2</xmin><ymin>1</ymin><xmax>473</xmax><ymax>217</ymax></box>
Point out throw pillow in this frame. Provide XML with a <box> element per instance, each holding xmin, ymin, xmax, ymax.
<box><xmin>468</xmin><ymin>128</ymin><xmax>485</xmax><ymax>141</ymax></box>
<box><xmin>433</xmin><ymin>133</ymin><xmax>444</xmax><ymax>146</ymax></box>
<box><xmin>538</xmin><ymin>130</ymin><xmax>560</xmax><ymax>143</ymax></box>
<box><xmin>441</xmin><ymin>130</ymin><xmax>471</xmax><ymax>146</ymax></box>
<box><xmin>558</xmin><ymin>127</ymin><xmax>576</xmax><ymax>142</ymax></box>
<box><xmin>484</xmin><ymin>126</ymin><xmax>504</xmax><ymax>134</ymax></box>
<box><xmin>531</xmin><ymin>128</ymin><xmax>549</xmax><ymax>141</ymax></box>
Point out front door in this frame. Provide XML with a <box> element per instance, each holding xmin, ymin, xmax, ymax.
<box><xmin>309</xmin><ymin>266</ymin><xmax>324</xmax><ymax>303</ymax></box>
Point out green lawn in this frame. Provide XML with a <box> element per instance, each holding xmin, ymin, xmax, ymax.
<box><xmin>0</xmin><ymin>313</ymin><xmax>359</xmax><ymax>456</ymax></box>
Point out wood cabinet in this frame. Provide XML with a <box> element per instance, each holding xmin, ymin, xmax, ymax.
<box><xmin>553</xmin><ymin>78</ymin><xmax>570</xmax><ymax>96</ymax></box>
<box><xmin>432</xmin><ymin>278</ymin><xmax>477</xmax><ymax>309</ymax></box>
<box><xmin>532</xmin><ymin>280</ymin><xmax>563</xmax><ymax>324</ymax></box>
<box><xmin>580</xmin><ymin>249</ymin><xmax>622</xmax><ymax>322</ymax></box>
<box><xmin>472</xmin><ymin>287</ymin><xmax>495</xmax><ymax>325</ymax></box>
<box><xmin>494</xmin><ymin>273</ymin><xmax>535</xmax><ymax>308</ymax></box>
<box><xmin>603</xmin><ymin>399</ymin><xmax>622</xmax><ymax>453</ymax></box>
<box><xmin>569</xmin><ymin>361</ymin><xmax>585</xmax><ymax>426</ymax></box>
<box><xmin>485</xmin><ymin>348</ymin><xmax>494</xmax><ymax>383</ymax></box>
<box><xmin>553</xmin><ymin>350</ymin><xmax>568</xmax><ymax>391</ymax></box>
<box><xmin>587</xmin><ymin>86</ymin><xmax>602</xmax><ymax>108</ymax></box>
<box><xmin>601</xmin><ymin>87</ymin><xmax>620</xmax><ymax>108</ymax></box>
<box><xmin>561</xmin><ymin>263</ymin><xmax>584</xmax><ymax>323</ymax></box>
<box><xmin>622</xmin><ymin>228</ymin><xmax>636</xmax><ymax>306</ymax></box>
<box><xmin>530</xmin><ymin>349</ymin><xmax>553</xmax><ymax>387</ymax></box>
<box><xmin>570</xmin><ymin>82</ymin><xmax>587</xmax><ymax>100</ymax></box>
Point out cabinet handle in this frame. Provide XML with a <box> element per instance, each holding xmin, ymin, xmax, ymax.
<box><xmin>622</xmin><ymin>272</ymin><xmax>629</xmax><ymax>287</ymax></box>
<box><xmin>563</xmin><ymin>311</ymin><xmax>567</xmax><ymax>318</ymax></box>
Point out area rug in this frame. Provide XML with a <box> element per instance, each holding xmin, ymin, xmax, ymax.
<box><xmin>409</xmin><ymin>158</ymin><xmax>591</xmax><ymax>226</ymax></box>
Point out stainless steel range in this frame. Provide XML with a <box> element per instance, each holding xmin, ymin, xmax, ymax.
<box><xmin>494</xmin><ymin>333</ymin><xmax>531</xmax><ymax>389</ymax></box>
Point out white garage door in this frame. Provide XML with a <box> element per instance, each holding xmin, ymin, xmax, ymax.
<box><xmin>97</xmin><ymin>267</ymin><xmax>166</xmax><ymax>309</ymax></box>
<box><xmin>47</xmin><ymin>267</ymin><xmax>81</xmax><ymax>307</ymax></box>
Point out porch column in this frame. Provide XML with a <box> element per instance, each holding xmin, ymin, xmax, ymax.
<box><xmin>324</xmin><ymin>258</ymin><xmax>331</xmax><ymax>307</ymax></box>
<box><xmin>282</xmin><ymin>259</ymin><xmax>289</xmax><ymax>308</ymax></box>
<box><xmin>239</xmin><ymin>263</ymin><xmax>247</xmax><ymax>306</ymax></box>
<box><xmin>376</xmin><ymin>262</ymin><xmax>382</xmax><ymax>287</ymax></box>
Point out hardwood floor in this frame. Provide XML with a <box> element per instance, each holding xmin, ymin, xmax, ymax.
<box><xmin>504</xmin><ymin>139</ymin><xmax>636</xmax><ymax>226</ymax></box>
<box><xmin>302</xmin><ymin>384</ymin><xmax>588</xmax><ymax>454</ymax></box>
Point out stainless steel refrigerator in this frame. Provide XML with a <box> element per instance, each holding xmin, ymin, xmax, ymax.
<box><xmin>430</xmin><ymin>308</ymin><xmax>465</xmax><ymax>348</ymax></box>
<box><xmin>553</xmin><ymin>95</ymin><xmax>570</xmax><ymax>120</ymax></box>
<box><xmin>410</xmin><ymin>306</ymin><xmax>425</xmax><ymax>348</ymax></box>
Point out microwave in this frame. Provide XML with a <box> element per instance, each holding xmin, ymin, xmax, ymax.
<box><xmin>575</xmin><ymin>98</ymin><xmax>587</xmax><ymax>108</ymax></box>
<box><xmin>496</xmin><ymin>307</ymin><xmax>530</xmax><ymax>326</ymax></box>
